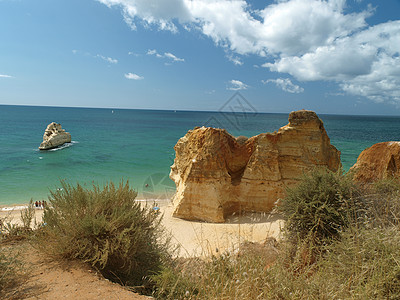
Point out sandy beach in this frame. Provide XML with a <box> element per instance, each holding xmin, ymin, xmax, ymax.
<box><xmin>1</xmin><ymin>199</ymin><xmax>283</xmax><ymax>257</ymax></box>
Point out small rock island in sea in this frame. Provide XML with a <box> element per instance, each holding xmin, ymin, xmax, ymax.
<box><xmin>39</xmin><ymin>122</ymin><xmax>71</xmax><ymax>150</ymax></box>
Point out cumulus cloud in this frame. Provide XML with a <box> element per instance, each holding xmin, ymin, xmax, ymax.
<box><xmin>263</xmin><ymin>78</ymin><xmax>304</xmax><ymax>93</ymax></box>
<box><xmin>96</xmin><ymin>54</ymin><xmax>118</xmax><ymax>64</ymax></box>
<box><xmin>128</xmin><ymin>51</ymin><xmax>140</xmax><ymax>56</ymax></box>
<box><xmin>124</xmin><ymin>73</ymin><xmax>144</xmax><ymax>80</ymax></box>
<box><xmin>73</xmin><ymin>50</ymin><xmax>119</xmax><ymax>64</ymax></box>
<box><xmin>147</xmin><ymin>49</ymin><xmax>184</xmax><ymax>62</ymax></box>
<box><xmin>226</xmin><ymin>54</ymin><xmax>243</xmax><ymax>66</ymax></box>
<box><xmin>227</xmin><ymin>80</ymin><xmax>248</xmax><ymax>91</ymax></box>
<box><xmin>0</xmin><ymin>74</ymin><xmax>13</xmax><ymax>78</ymax></box>
<box><xmin>98</xmin><ymin>0</ymin><xmax>400</xmax><ymax>104</ymax></box>
<box><xmin>97</xmin><ymin>0</ymin><xmax>192</xmax><ymax>32</ymax></box>
<box><xmin>164</xmin><ymin>52</ymin><xmax>184</xmax><ymax>62</ymax></box>
<box><xmin>264</xmin><ymin>20</ymin><xmax>400</xmax><ymax>102</ymax></box>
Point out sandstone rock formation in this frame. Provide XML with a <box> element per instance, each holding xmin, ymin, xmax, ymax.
<box><xmin>39</xmin><ymin>122</ymin><xmax>71</xmax><ymax>150</ymax></box>
<box><xmin>170</xmin><ymin>110</ymin><xmax>341</xmax><ymax>223</ymax></box>
<box><xmin>350</xmin><ymin>142</ymin><xmax>400</xmax><ymax>183</ymax></box>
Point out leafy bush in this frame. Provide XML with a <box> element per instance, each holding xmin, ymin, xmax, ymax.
<box><xmin>279</xmin><ymin>168</ymin><xmax>358</xmax><ymax>245</ymax></box>
<box><xmin>38</xmin><ymin>181</ymin><xmax>171</xmax><ymax>288</ymax></box>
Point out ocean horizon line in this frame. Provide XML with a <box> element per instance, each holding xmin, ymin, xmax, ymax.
<box><xmin>2</xmin><ymin>103</ymin><xmax>400</xmax><ymax>118</ymax></box>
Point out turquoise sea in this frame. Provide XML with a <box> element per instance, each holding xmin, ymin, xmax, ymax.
<box><xmin>1</xmin><ymin>104</ymin><xmax>400</xmax><ymax>206</ymax></box>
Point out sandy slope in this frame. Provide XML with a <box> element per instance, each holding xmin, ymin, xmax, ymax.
<box><xmin>1</xmin><ymin>242</ymin><xmax>151</xmax><ymax>300</ymax></box>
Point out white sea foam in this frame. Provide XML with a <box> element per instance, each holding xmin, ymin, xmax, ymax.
<box><xmin>1</xmin><ymin>205</ymin><xmax>28</xmax><ymax>211</ymax></box>
<box><xmin>48</xmin><ymin>141</ymin><xmax>79</xmax><ymax>152</ymax></box>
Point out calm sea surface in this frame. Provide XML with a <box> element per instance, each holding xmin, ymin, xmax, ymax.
<box><xmin>1</xmin><ymin>104</ymin><xmax>400</xmax><ymax>206</ymax></box>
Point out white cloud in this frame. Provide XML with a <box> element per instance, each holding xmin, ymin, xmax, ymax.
<box><xmin>263</xmin><ymin>78</ymin><xmax>304</xmax><ymax>93</ymax></box>
<box><xmin>73</xmin><ymin>50</ymin><xmax>119</xmax><ymax>64</ymax></box>
<box><xmin>97</xmin><ymin>0</ymin><xmax>192</xmax><ymax>32</ymax></box>
<box><xmin>147</xmin><ymin>49</ymin><xmax>184</xmax><ymax>62</ymax></box>
<box><xmin>124</xmin><ymin>73</ymin><xmax>144</xmax><ymax>80</ymax></box>
<box><xmin>264</xmin><ymin>20</ymin><xmax>400</xmax><ymax>102</ymax></box>
<box><xmin>226</xmin><ymin>54</ymin><xmax>243</xmax><ymax>66</ymax></box>
<box><xmin>164</xmin><ymin>52</ymin><xmax>184</xmax><ymax>62</ymax></box>
<box><xmin>98</xmin><ymin>0</ymin><xmax>400</xmax><ymax>104</ymax></box>
<box><xmin>147</xmin><ymin>49</ymin><xmax>157</xmax><ymax>55</ymax></box>
<box><xmin>128</xmin><ymin>51</ymin><xmax>140</xmax><ymax>56</ymax></box>
<box><xmin>97</xmin><ymin>0</ymin><xmax>369</xmax><ymax>55</ymax></box>
<box><xmin>96</xmin><ymin>54</ymin><xmax>118</xmax><ymax>64</ymax></box>
<box><xmin>0</xmin><ymin>74</ymin><xmax>13</xmax><ymax>78</ymax></box>
<box><xmin>227</xmin><ymin>80</ymin><xmax>248</xmax><ymax>91</ymax></box>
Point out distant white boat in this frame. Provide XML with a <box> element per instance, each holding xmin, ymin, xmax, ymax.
<box><xmin>112</xmin><ymin>110</ymin><xmax>114</xmax><ymax>114</ymax></box>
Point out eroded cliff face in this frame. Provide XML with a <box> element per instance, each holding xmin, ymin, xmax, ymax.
<box><xmin>350</xmin><ymin>142</ymin><xmax>400</xmax><ymax>183</ymax></box>
<box><xmin>39</xmin><ymin>122</ymin><xmax>71</xmax><ymax>150</ymax></box>
<box><xmin>170</xmin><ymin>110</ymin><xmax>341</xmax><ymax>223</ymax></box>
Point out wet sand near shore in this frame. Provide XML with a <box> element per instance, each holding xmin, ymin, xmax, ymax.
<box><xmin>1</xmin><ymin>199</ymin><xmax>283</xmax><ymax>257</ymax></box>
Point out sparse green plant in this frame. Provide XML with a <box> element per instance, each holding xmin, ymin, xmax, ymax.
<box><xmin>0</xmin><ymin>214</ymin><xmax>31</xmax><ymax>243</ymax></box>
<box><xmin>20</xmin><ymin>199</ymin><xmax>36</xmax><ymax>231</ymax></box>
<box><xmin>152</xmin><ymin>241</ymin><xmax>280</xmax><ymax>299</ymax></box>
<box><xmin>37</xmin><ymin>180</ymin><xmax>171</xmax><ymax>290</ymax></box>
<box><xmin>279</xmin><ymin>167</ymin><xmax>359</xmax><ymax>245</ymax></box>
<box><xmin>0</xmin><ymin>247</ymin><xmax>24</xmax><ymax>297</ymax></box>
<box><xmin>311</xmin><ymin>226</ymin><xmax>400</xmax><ymax>299</ymax></box>
<box><xmin>365</xmin><ymin>178</ymin><xmax>400</xmax><ymax>227</ymax></box>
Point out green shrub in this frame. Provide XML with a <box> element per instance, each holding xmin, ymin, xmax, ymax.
<box><xmin>279</xmin><ymin>168</ymin><xmax>358</xmax><ymax>245</ymax></box>
<box><xmin>38</xmin><ymin>181</ymin><xmax>171</xmax><ymax>289</ymax></box>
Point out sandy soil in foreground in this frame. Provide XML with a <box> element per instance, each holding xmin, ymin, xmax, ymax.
<box><xmin>1</xmin><ymin>200</ymin><xmax>283</xmax><ymax>257</ymax></box>
<box><xmin>2</xmin><ymin>242</ymin><xmax>150</xmax><ymax>300</ymax></box>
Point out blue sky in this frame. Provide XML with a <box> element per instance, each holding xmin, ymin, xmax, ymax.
<box><xmin>0</xmin><ymin>0</ymin><xmax>400</xmax><ymax>115</ymax></box>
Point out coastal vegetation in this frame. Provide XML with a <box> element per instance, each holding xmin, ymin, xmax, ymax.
<box><xmin>1</xmin><ymin>171</ymin><xmax>400</xmax><ymax>298</ymax></box>
<box><xmin>0</xmin><ymin>201</ymin><xmax>35</xmax><ymax>298</ymax></box>
<box><xmin>35</xmin><ymin>181</ymin><xmax>172</xmax><ymax>291</ymax></box>
<box><xmin>152</xmin><ymin>168</ymin><xmax>400</xmax><ymax>299</ymax></box>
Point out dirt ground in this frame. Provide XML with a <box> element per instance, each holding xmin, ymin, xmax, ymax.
<box><xmin>1</xmin><ymin>241</ymin><xmax>151</xmax><ymax>300</ymax></box>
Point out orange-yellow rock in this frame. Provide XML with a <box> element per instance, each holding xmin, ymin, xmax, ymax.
<box><xmin>350</xmin><ymin>142</ymin><xmax>400</xmax><ymax>183</ymax></box>
<box><xmin>170</xmin><ymin>110</ymin><xmax>341</xmax><ymax>223</ymax></box>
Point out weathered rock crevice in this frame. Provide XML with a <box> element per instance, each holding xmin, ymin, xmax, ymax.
<box><xmin>170</xmin><ymin>110</ymin><xmax>341</xmax><ymax>223</ymax></box>
<box><xmin>228</xmin><ymin>166</ymin><xmax>247</xmax><ymax>186</ymax></box>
